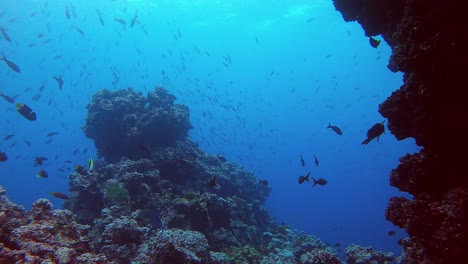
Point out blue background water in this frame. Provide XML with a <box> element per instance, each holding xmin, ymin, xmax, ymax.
<box><xmin>0</xmin><ymin>0</ymin><xmax>418</xmax><ymax>256</ymax></box>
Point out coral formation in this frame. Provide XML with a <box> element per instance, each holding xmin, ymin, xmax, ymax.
<box><xmin>333</xmin><ymin>0</ymin><xmax>468</xmax><ymax>262</ymax></box>
<box><xmin>83</xmin><ymin>86</ymin><xmax>192</xmax><ymax>162</ymax></box>
<box><xmin>0</xmin><ymin>196</ymin><xmax>107</xmax><ymax>263</ymax></box>
<box><xmin>1</xmin><ymin>87</ymin><xmax>395</xmax><ymax>263</ymax></box>
<box><xmin>344</xmin><ymin>243</ymin><xmax>395</xmax><ymax>264</ymax></box>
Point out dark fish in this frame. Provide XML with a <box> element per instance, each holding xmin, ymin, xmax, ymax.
<box><xmin>300</xmin><ymin>155</ymin><xmax>305</xmax><ymax>167</ymax></box>
<box><xmin>314</xmin><ymin>154</ymin><xmax>319</xmax><ymax>166</ymax></box>
<box><xmin>64</xmin><ymin>160</ymin><xmax>72</xmax><ymax>163</ymax></box>
<box><xmin>369</xmin><ymin>36</ymin><xmax>381</xmax><ymax>48</ymax></box>
<box><xmin>298</xmin><ymin>172</ymin><xmax>310</xmax><ymax>184</ymax></box>
<box><xmin>388</xmin><ymin>231</ymin><xmax>396</xmax><ymax>236</ymax></box>
<box><xmin>335</xmin><ymin>243</ymin><xmax>341</xmax><ymax>247</ymax></box>
<box><xmin>65</xmin><ymin>5</ymin><xmax>70</xmax><ymax>19</ymax></box>
<box><xmin>306</xmin><ymin>17</ymin><xmax>314</xmax><ymax>23</ymax></box>
<box><xmin>34</xmin><ymin>156</ymin><xmax>48</xmax><ymax>166</ymax></box>
<box><xmin>258</xmin><ymin>179</ymin><xmax>268</xmax><ymax>186</ymax></box>
<box><xmin>209</xmin><ymin>175</ymin><xmax>217</xmax><ymax>187</ymax></box>
<box><xmin>47</xmin><ymin>132</ymin><xmax>59</xmax><ymax>137</ymax></box>
<box><xmin>0</xmin><ymin>151</ymin><xmax>7</xmax><ymax>162</ymax></box>
<box><xmin>24</xmin><ymin>139</ymin><xmax>31</xmax><ymax>147</ymax></box>
<box><xmin>312</xmin><ymin>178</ymin><xmax>327</xmax><ymax>186</ymax></box>
<box><xmin>75</xmin><ymin>165</ymin><xmax>87</xmax><ymax>175</ymax></box>
<box><xmin>50</xmin><ymin>192</ymin><xmax>69</xmax><ymax>200</ymax></box>
<box><xmin>0</xmin><ymin>27</ymin><xmax>11</xmax><ymax>42</ymax></box>
<box><xmin>0</xmin><ymin>91</ymin><xmax>15</xmax><ymax>103</ymax></box>
<box><xmin>4</xmin><ymin>134</ymin><xmax>15</xmax><ymax>140</ymax></box>
<box><xmin>114</xmin><ymin>17</ymin><xmax>126</xmax><ymax>25</ymax></box>
<box><xmin>74</xmin><ymin>26</ymin><xmax>85</xmax><ymax>37</ymax></box>
<box><xmin>53</xmin><ymin>76</ymin><xmax>64</xmax><ymax>90</ymax></box>
<box><xmin>16</xmin><ymin>103</ymin><xmax>36</xmax><ymax>121</ymax></box>
<box><xmin>327</xmin><ymin>122</ymin><xmax>342</xmax><ymax>135</ymax></box>
<box><xmin>96</xmin><ymin>9</ymin><xmax>104</xmax><ymax>26</ymax></box>
<box><xmin>73</xmin><ymin>149</ymin><xmax>80</xmax><ymax>155</ymax></box>
<box><xmin>361</xmin><ymin>121</ymin><xmax>385</xmax><ymax>145</ymax></box>
<box><xmin>1</xmin><ymin>55</ymin><xmax>21</xmax><ymax>73</ymax></box>
<box><xmin>36</xmin><ymin>169</ymin><xmax>48</xmax><ymax>178</ymax></box>
<box><xmin>217</xmin><ymin>155</ymin><xmax>227</xmax><ymax>162</ymax></box>
<box><xmin>137</xmin><ymin>209</ymin><xmax>163</xmax><ymax>229</ymax></box>
<box><xmin>130</xmin><ymin>11</ymin><xmax>138</xmax><ymax>28</ymax></box>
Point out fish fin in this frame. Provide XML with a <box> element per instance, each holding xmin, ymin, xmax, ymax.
<box><xmin>312</xmin><ymin>178</ymin><xmax>317</xmax><ymax>186</ymax></box>
<box><xmin>361</xmin><ymin>138</ymin><xmax>371</xmax><ymax>145</ymax></box>
<box><xmin>327</xmin><ymin>122</ymin><xmax>331</xmax><ymax>128</ymax></box>
<box><xmin>377</xmin><ymin>136</ymin><xmax>380</xmax><ymax>142</ymax></box>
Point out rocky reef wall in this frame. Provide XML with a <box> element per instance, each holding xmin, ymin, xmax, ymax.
<box><xmin>332</xmin><ymin>0</ymin><xmax>468</xmax><ymax>262</ymax></box>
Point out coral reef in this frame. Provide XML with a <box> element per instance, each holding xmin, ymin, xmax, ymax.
<box><xmin>1</xmin><ymin>86</ymin><xmax>395</xmax><ymax>263</ymax></box>
<box><xmin>344</xmin><ymin>244</ymin><xmax>395</xmax><ymax>264</ymax></box>
<box><xmin>83</xmin><ymin>86</ymin><xmax>192</xmax><ymax>162</ymax></box>
<box><xmin>0</xmin><ymin>196</ymin><xmax>107</xmax><ymax>263</ymax></box>
<box><xmin>333</xmin><ymin>0</ymin><xmax>468</xmax><ymax>262</ymax></box>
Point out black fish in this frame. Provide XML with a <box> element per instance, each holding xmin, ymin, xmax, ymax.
<box><xmin>24</xmin><ymin>139</ymin><xmax>31</xmax><ymax>147</ymax></box>
<box><xmin>314</xmin><ymin>154</ymin><xmax>319</xmax><ymax>166</ymax></box>
<box><xmin>362</xmin><ymin>121</ymin><xmax>385</xmax><ymax>145</ymax></box>
<box><xmin>217</xmin><ymin>155</ymin><xmax>227</xmax><ymax>162</ymax></box>
<box><xmin>0</xmin><ymin>91</ymin><xmax>15</xmax><ymax>103</ymax></box>
<box><xmin>65</xmin><ymin>5</ymin><xmax>70</xmax><ymax>19</ymax></box>
<box><xmin>312</xmin><ymin>178</ymin><xmax>327</xmax><ymax>186</ymax></box>
<box><xmin>258</xmin><ymin>179</ymin><xmax>268</xmax><ymax>186</ymax></box>
<box><xmin>327</xmin><ymin>122</ymin><xmax>342</xmax><ymax>135</ymax></box>
<box><xmin>0</xmin><ymin>27</ymin><xmax>11</xmax><ymax>42</ymax></box>
<box><xmin>0</xmin><ymin>151</ymin><xmax>7</xmax><ymax>162</ymax></box>
<box><xmin>209</xmin><ymin>175</ymin><xmax>217</xmax><ymax>187</ymax></box>
<box><xmin>114</xmin><ymin>17</ymin><xmax>126</xmax><ymax>25</ymax></box>
<box><xmin>300</xmin><ymin>155</ymin><xmax>305</xmax><ymax>167</ymax></box>
<box><xmin>298</xmin><ymin>172</ymin><xmax>310</xmax><ymax>184</ymax></box>
<box><xmin>75</xmin><ymin>165</ymin><xmax>87</xmax><ymax>175</ymax></box>
<box><xmin>16</xmin><ymin>103</ymin><xmax>36</xmax><ymax>121</ymax></box>
<box><xmin>1</xmin><ymin>55</ymin><xmax>21</xmax><ymax>73</ymax></box>
<box><xmin>34</xmin><ymin>156</ymin><xmax>48</xmax><ymax>166</ymax></box>
<box><xmin>53</xmin><ymin>76</ymin><xmax>64</xmax><ymax>90</ymax></box>
<box><xmin>388</xmin><ymin>231</ymin><xmax>396</xmax><ymax>236</ymax></box>
<box><xmin>47</xmin><ymin>132</ymin><xmax>59</xmax><ymax>137</ymax></box>
<box><xmin>75</xmin><ymin>26</ymin><xmax>85</xmax><ymax>37</ymax></box>
<box><xmin>50</xmin><ymin>192</ymin><xmax>69</xmax><ymax>200</ymax></box>
<box><xmin>96</xmin><ymin>9</ymin><xmax>104</xmax><ymax>26</ymax></box>
<box><xmin>4</xmin><ymin>134</ymin><xmax>15</xmax><ymax>140</ymax></box>
<box><xmin>130</xmin><ymin>11</ymin><xmax>138</xmax><ymax>28</ymax></box>
<box><xmin>36</xmin><ymin>169</ymin><xmax>48</xmax><ymax>178</ymax></box>
<box><xmin>369</xmin><ymin>36</ymin><xmax>381</xmax><ymax>48</ymax></box>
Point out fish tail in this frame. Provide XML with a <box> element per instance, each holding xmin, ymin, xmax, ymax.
<box><xmin>327</xmin><ymin>122</ymin><xmax>331</xmax><ymax>128</ymax></box>
<box><xmin>312</xmin><ymin>178</ymin><xmax>318</xmax><ymax>186</ymax></box>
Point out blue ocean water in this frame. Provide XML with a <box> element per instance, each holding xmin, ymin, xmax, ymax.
<box><xmin>0</xmin><ymin>0</ymin><xmax>418</xmax><ymax>256</ymax></box>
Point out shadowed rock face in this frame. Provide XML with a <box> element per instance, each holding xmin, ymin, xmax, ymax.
<box><xmin>333</xmin><ymin>0</ymin><xmax>468</xmax><ymax>262</ymax></box>
<box><xmin>83</xmin><ymin>86</ymin><xmax>192</xmax><ymax>163</ymax></box>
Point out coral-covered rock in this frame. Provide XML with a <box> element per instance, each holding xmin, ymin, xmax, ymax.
<box><xmin>83</xmin><ymin>86</ymin><xmax>192</xmax><ymax>162</ymax></box>
<box><xmin>0</xmin><ymin>196</ymin><xmax>107</xmax><ymax>263</ymax></box>
<box><xmin>333</xmin><ymin>0</ymin><xmax>468</xmax><ymax>262</ymax></box>
<box><xmin>344</xmin><ymin>243</ymin><xmax>395</xmax><ymax>264</ymax></box>
<box><xmin>386</xmin><ymin>188</ymin><xmax>468</xmax><ymax>263</ymax></box>
<box><xmin>145</xmin><ymin>229</ymin><xmax>210</xmax><ymax>263</ymax></box>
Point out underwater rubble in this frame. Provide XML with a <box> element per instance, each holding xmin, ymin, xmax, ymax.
<box><xmin>333</xmin><ymin>0</ymin><xmax>468</xmax><ymax>263</ymax></box>
<box><xmin>1</xmin><ymin>87</ymin><xmax>397</xmax><ymax>263</ymax></box>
